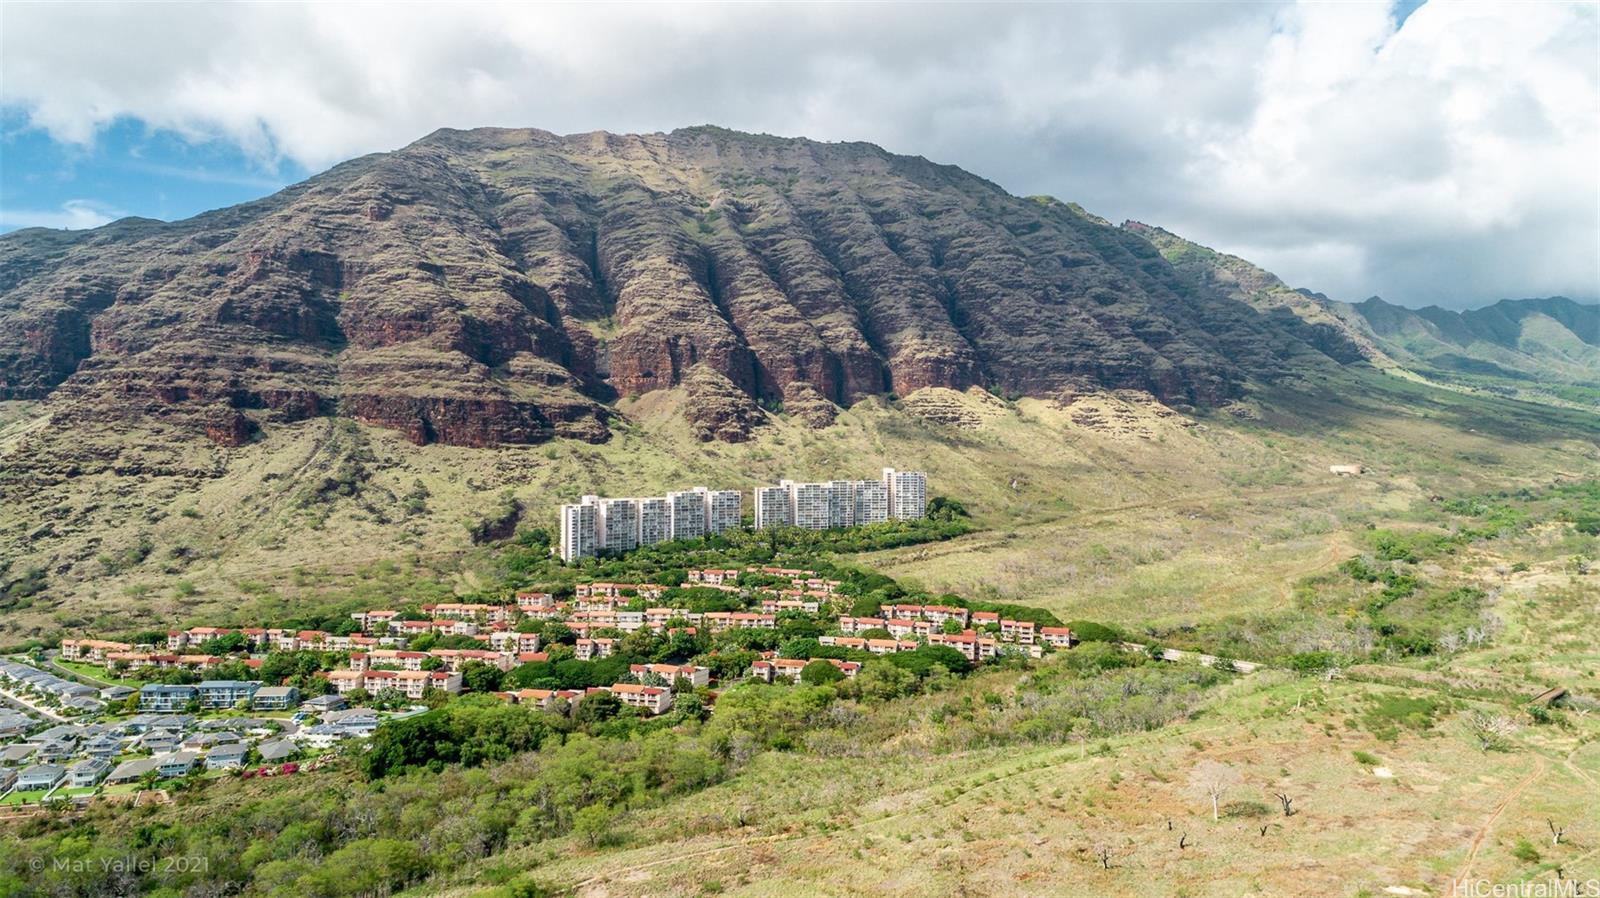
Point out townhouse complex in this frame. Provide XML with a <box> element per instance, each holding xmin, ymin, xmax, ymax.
<box><xmin>561</xmin><ymin>468</ymin><xmax>928</xmax><ymax>562</ymax></box>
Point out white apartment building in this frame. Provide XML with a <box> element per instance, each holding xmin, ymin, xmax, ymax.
<box><xmin>754</xmin><ymin>485</ymin><xmax>792</xmax><ymax>529</ymax></box>
<box><xmin>701</xmin><ymin>487</ymin><xmax>743</xmax><ymax>534</ymax></box>
<box><xmin>559</xmin><ymin>501</ymin><xmax>598</xmax><ymax>562</ymax></box>
<box><xmin>638</xmin><ymin>497</ymin><xmax>670</xmax><ymax>546</ymax></box>
<box><xmin>883</xmin><ymin>467</ymin><xmax>928</xmax><ymax>520</ymax></box>
<box><xmin>786</xmin><ymin>480</ymin><xmax>833</xmax><ymax>530</ymax></box>
<box><xmin>597</xmin><ymin>497</ymin><xmax>640</xmax><ymax>554</ymax></box>
<box><xmin>853</xmin><ymin>479</ymin><xmax>890</xmax><ymax>524</ymax></box>
<box><xmin>667</xmin><ymin>489</ymin><xmax>708</xmax><ymax>541</ymax></box>
<box><xmin>827</xmin><ymin>480</ymin><xmax>856</xmax><ymax>528</ymax></box>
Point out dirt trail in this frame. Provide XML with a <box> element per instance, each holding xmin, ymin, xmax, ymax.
<box><xmin>1452</xmin><ymin>755</ymin><xmax>1547</xmax><ymax>884</ymax></box>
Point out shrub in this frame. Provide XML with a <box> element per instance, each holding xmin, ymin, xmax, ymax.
<box><xmin>1063</xmin><ymin>620</ymin><xmax>1122</xmax><ymax>643</ymax></box>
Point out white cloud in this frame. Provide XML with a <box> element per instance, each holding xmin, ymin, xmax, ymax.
<box><xmin>0</xmin><ymin>199</ymin><xmax>127</xmax><ymax>230</ymax></box>
<box><xmin>0</xmin><ymin>0</ymin><xmax>1594</xmax><ymax>307</ymax></box>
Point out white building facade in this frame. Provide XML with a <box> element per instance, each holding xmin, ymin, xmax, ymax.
<box><xmin>597</xmin><ymin>498</ymin><xmax>640</xmax><ymax>554</ymax></box>
<box><xmin>883</xmin><ymin>468</ymin><xmax>928</xmax><ymax>520</ymax></box>
<box><xmin>667</xmin><ymin>490</ymin><xmax>708</xmax><ymax>541</ymax></box>
<box><xmin>559</xmin><ymin>502</ymin><xmax>598</xmax><ymax>562</ymax></box>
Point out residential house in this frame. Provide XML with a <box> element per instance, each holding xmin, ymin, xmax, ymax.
<box><xmin>155</xmin><ymin>751</ymin><xmax>200</xmax><ymax>778</ymax></box>
<box><xmin>1040</xmin><ymin>626</ymin><xmax>1076</xmax><ymax>648</ymax></box>
<box><xmin>16</xmin><ymin>764</ymin><xmax>64</xmax><ymax>791</ymax></box>
<box><xmin>106</xmin><ymin>758</ymin><xmax>158</xmax><ymax>785</ymax></box>
<box><xmin>205</xmin><ymin>744</ymin><xmax>250</xmax><ymax>770</ymax></box>
<box><xmin>68</xmin><ymin>758</ymin><xmax>110</xmax><ymax>788</ymax></box>
<box><xmin>574</xmin><ymin>638</ymin><xmax>616</xmax><ymax>661</ymax></box>
<box><xmin>256</xmin><ymin>739</ymin><xmax>298</xmax><ymax>763</ymax></box>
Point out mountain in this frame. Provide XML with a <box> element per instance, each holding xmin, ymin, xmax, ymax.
<box><xmin>1347</xmin><ymin>295</ymin><xmax>1598</xmax><ymax>389</ymax></box>
<box><xmin>0</xmin><ymin>126</ymin><xmax>1367</xmax><ymax>452</ymax></box>
<box><xmin>1124</xmin><ymin>221</ymin><xmax>1598</xmax><ymax>406</ymax></box>
<box><xmin>3</xmin><ymin>126</ymin><xmax>1594</xmax><ymax>639</ymax></box>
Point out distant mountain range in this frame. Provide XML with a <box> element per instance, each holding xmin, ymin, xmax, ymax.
<box><xmin>1127</xmin><ymin>221</ymin><xmax>1596</xmax><ymax>405</ymax></box>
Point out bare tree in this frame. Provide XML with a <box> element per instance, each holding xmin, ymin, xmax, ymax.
<box><xmin>1094</xmin><ymin>843</ymin><xmax>1116</xmax><ymax>870</ymax></box>
<box><xmin>1549</xmin><ymin>820</ymin><xmax>1567</xmax><ymax>846</ymax></box>
<box><xmin>1178</xmin><ymin>832</ymin><xmax>1189</xmax><ymax>850</ymax></box>
<box><xmin>1259</xmin><ymin>824</ymin><xmax>1270</xmax><ymax>837</ymax></box>
<box><xmin>1188</xmin><ymin>760</ymin><xmax>1243</xmax><ymax>821</ymax></box>
<box><xmin>1464</xmin><ymin>711</ymin><xmax>1518</xmax><ymax>751</ymax></box>
<box><xmin>1274</xmin><ymin>792</ymin><xmax>1295</xmax><ymax>817</ymax></box>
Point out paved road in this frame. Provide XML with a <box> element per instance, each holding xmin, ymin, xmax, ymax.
<box><xmin>0</xmin><ymin>683</ymin><xmax>65</xmax><ymax>722</ymax></box>
<box><xmin>1119</xmin><ymin>641</ymin><xmax>1264</xmax><ymax>673</ymax></box>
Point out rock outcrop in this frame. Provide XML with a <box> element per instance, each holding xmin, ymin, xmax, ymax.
<box><xmin>0</xmin><ymin>125</ymin><xmax>1371</xmax><ymax>452</ymax></box>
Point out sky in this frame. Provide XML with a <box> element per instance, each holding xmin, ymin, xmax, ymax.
<box><xmin>1</xmin><ymin>1</ymin><xmax>1595</xmax><ymax>310</ymax></box>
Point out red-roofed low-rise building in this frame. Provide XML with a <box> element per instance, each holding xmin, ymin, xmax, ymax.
<box><xmin>607</xmin><ymin>683</ymin><xmax>674</xmax><ymax>715</ymax></box>
<box><xmin>574</xmin><ymin>638</ymin><xmax>616</xmax><ymax>661</ymax></box>
<box><xmin>60</xmin><ymin>638</ymin><xmax>133</xmax><ymax>663</ymax></box>
<box><xmin>629</xmin><ymin>663</ymin><xmax>710</xmax><ymax>689</ymax></box>
<box><xmin>1040</xmin><ymin>626</ymin><xmax>1075</xmax><ymax>648</ymax></box>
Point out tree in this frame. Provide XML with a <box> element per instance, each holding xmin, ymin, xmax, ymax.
<box><xmin>460</xmin><ymin>660</ymin><xmax>505</xmax><ymax>693</ymax></box>
<box><xmin>1274</xmin><ymin>792</ymin><xmax>1295</xmax><ymax>817</ymax></box>
<box><xmin>1188</xmin><ymin>760</ymin><xmax>1242</xmax><ymax>822</ymax></box>
<box><xmin>572</xmin><ymin>803</ymin><xmax>620</xmax><ymax>848</ymax></box>
<box><xmin>574</xmin><ymin>691</ymin><xmax>622</xmax><ymax>726</ymax></box>
<box><xmin>800</xmin><ymin>660</ymin><xmax>845</xmax><ymax>686</ymax></box>
<box><xmin>849</xmin><ymin>662</ymin><xmax>913</xmax><ymax>702</ymax></box>
<box><xmin>1465</xmin><ymin>711</ymin><xmax>1517</xmax><ymax>751</ymax></box>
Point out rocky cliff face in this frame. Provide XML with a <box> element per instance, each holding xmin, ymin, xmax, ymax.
<box><xmin>0</xmin><ymin>125</ymin><xmax>1368</xmax><ymax>450</ymax></box>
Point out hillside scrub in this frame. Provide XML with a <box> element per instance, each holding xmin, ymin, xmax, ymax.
<box><xmin>0</xmin><ymin>645</ymin><xmax>1232</xmax><ymax>898</ymax></box>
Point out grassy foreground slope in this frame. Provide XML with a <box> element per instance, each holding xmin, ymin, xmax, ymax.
<box><xmin>439</xmin><ymin>488</ymin><xmax>1600</xmax><ymax>898</ymax></box>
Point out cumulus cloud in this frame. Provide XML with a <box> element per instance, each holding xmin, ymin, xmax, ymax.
<box><xmin>0</xmin><ymin>199</ymin><xmax>127</xmax><ymax>230</ymax></box>
<box><xmin>1</xmin><ymin>0</ymin><xmax>1594</xmax><ymax>307</ymax></box>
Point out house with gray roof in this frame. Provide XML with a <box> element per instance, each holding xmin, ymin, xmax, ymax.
<box><xmin>256</xmin><ymin>739</ymin><xmax>298</xmax><ymax>762</ymax></box>
<box><xmin>17</xmin><ymin>764</ymin><xmax>65</xmax><ymax>791</ymax></box>
<box><xmin>107</xmin><ymin>757</ymin><xmax>158</xmax><ymax>785</ymax></box>
<box><xmin>155</xmin><ymin>751</ymin><xmax>199</xmax><ymax>778</ymax></box>
<box><xmin>252</xmin><ymin>685</ymin><xmax>300</xmax><ymax>710</ymax></box>
<box><xmin>68</xmin><ymin>758</ymin><xmax>110</xmax><ymax>788</ymax></box>
<box><xmin>205</xmin><ymin>744</ymin><xmax>249</xmax><ymax>770</ymax></box>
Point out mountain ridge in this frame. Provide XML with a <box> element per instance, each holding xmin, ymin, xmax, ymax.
<box><xmin>1</xmin><ymin>125</ymin><xmax>1377</xmax><ymax>454</ymax></box>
